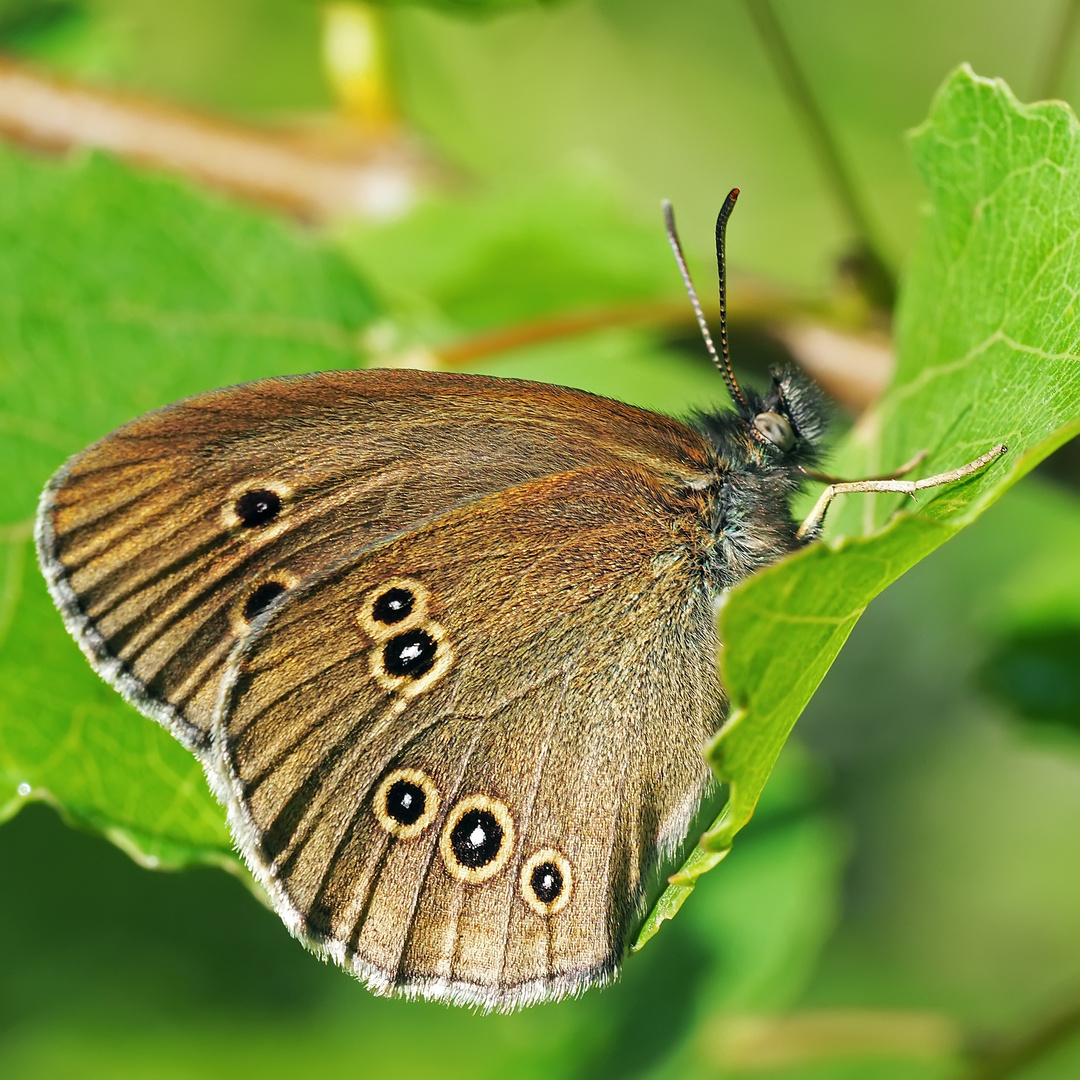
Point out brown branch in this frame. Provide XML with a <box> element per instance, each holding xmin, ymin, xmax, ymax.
<box><xmin>771</xmin><ymin>321</ymin><xmax>892</xmax><ymax>411</ymax></box>
<box><xmin>433</xmin><ymin>296</ymin><xmax>892</xmax><ymax>414</ymax></box>
<box><xmin>962</xmin><ymin>1001</ymin><xmax>1080</xmax><ymax>1080</ymax></box>
<box><xmin>701</xmin><ymin>1009</ymin><xmax>961</xmax><ymax>1069</ymax></box>
<box><xmin>434</xmin><ymin>299</ymin><xmax>689</xmax><ymax>366</ymax></box>
<box><xmin>0</xmin><ymin>55</ymin><xmax>428</xmax><ymax>220</ymax></box>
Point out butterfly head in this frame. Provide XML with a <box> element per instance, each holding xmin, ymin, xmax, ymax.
<box><xmin>736</xmin><ymin>364</ymin><xmax>829</xmax><ymax>467</ymax></box>
<box><xmin>663</xmin><ymin>190</ymin><xmax>829</xmax><ymax>469</ymax></box>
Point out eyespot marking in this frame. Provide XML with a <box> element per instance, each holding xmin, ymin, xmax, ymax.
<box><xmin>356</xmin><ymin>577</ymin><xmax>430</xmax><ymax>640</ymax></box>
<box><xmin>369</xmin><ymin>618</ymin><xmax>452</xmax><ymax>697</ymax></box>
<box><xmin>452</xmin><ymin>810</ymin><xmax>501</xmax><ymax>867</ymax></box>
<box><xmin>373</xmin><ymin>767</ymin><xmax>440</xmax><ymax>839</ymax></box>
<box><xmin>235</xmin><ymin>488</ymin><xmax>281</xmax><ymax>527</ymax></box>
<box><xmin>520</xmin><ymin>848</ymin><xmax>572</xmax><ymax>915</ymax></box>
<box><xmin>383</xmin><ymin>628</ymin><xmax>437</xmax><ymax>678</ymax></box>
<box><xmin>372</xmin><ymin>587</ymin><xmax>414</xmax><ymax>625</ymax></box>
<box><xmin>221</xmin><ymin>479</ymin><xmax>292</xmax><ymax>533</ymax></box>
<box><xmin>440</xmin><ymin>795</ymin><xmax>515</xmax><ymax>884</ymax></box>
<box><xmin>229</xmin><ymin>570</ymin><xmax>300</xmax><ymax>634</ymax></box>
<box><xmin>387</xmin><ymin>780</ymin><xmax>424</xmax><ymax>824</ymax></box>
<box><xmin>242</xmin><ymin>581</ymin><xmax>288</xmax><ymax>622</ymax></box>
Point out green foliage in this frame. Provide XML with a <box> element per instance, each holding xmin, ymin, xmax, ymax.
<box><xmin>0</xmin><ymin>762</ymin><xmax>844</xmax><ymax>1078</ymax></box>
<box><xmin>338</xmin><ymin>173</ymin><xmax>681</xmax><ymax>334</ymax></box>
<box><xmin>980</xmin><ymin>625</ymin><xmax>1080</xmax><ymax>733</ymax></box>
<box><xmin>8</xmin><ymin>0</ymin><xmax>333</xmax><ymax>115</ymax></box>
<box><xmin>636</xmin><ymin>66</ymin><xmax>1080</xmax><ymax>947</ymax></box>
<box><xmin>0</xmin><ymin>147</ymin><xmax>378</xmax><ymax>864</ymax></box>
<box><xmin>976</xmin><ymin>470</ymin><xmax>1080</xmax><ymax>737</ymax></box>
<box><xmin>1</xmin><ymin>35</ymin><xmax>1080</xmax><ymax>1074</ymax></box>
<box><xmin>0</xmin><ymin>0</ymin><xmax>68</xmax><ymax>36</ymax></box>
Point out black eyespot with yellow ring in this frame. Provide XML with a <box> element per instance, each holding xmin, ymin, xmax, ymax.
<box><xmin>369</xmin><ymin>618</ymin><xmax>452</xmax><ymax>698</ymax></box>
<box><xmin>373</xmin><ymin>768</ymin><xmax>440</xmax><ymax>839</ymax></box>
<box><xmin>234</xmin><ymin>489</ymin><xmax>281</xmax><ymax>527</ymax></box>
<box><xmin>440</xmin><ymin>795</ymin><xmax>515</xmax><ymax>884</ymax></box>
<box><xmin>383</xmin><ymin>628</ymin><xmax>438</xmax><ymax>679</ymax></box>
<box><xmin>357</xmin><ymin>577</ymin><xmax>430</xmax><ymax>641</ymax></box>
<box><xmin>229</xmin><ymin>571</ymin><xmax>299</xmax><ymax>635</ymax></box>
<box><xmin>242</xmin><ymin>581</ymin><xmax>287</xmax><ymax>622</ymax></box>
<box><xmin>372</xmin><ymin>587</ymin><xmax>415</xmax><ymax>625</ymax></box>
<box><xmin>520</xmin><ymin>848</ymin><xmax>572</xmax><ymax>915</ymax></box>
<box><xmin>221</xmin><ymin>479</ymin><xmax>293</xmax><ymax>534</ymax></box>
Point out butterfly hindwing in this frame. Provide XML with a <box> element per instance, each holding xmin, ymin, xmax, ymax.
<box><xmin>35</xmin><ymin>369</ymin><xmax>713</xmax><ymax>752</ymax></box>
<box><xmin>213</xmin><ymin>463</ymin><xmax>724</xmax><ymax>1008</ymax></box>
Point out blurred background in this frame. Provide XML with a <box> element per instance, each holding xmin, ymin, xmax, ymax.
<box><xmin>0</xmin><ymin>1</ymin><xmax>1079</xmax><ymax>1077</ymax></box>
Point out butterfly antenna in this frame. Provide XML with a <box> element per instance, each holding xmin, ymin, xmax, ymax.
<box><xmin>662</xmin><ymin>194</ymin><xmax>749</xmax><ymax>413</ymax></box>
<box><xmin>713</xmin><ymin>188</ymin><xmax>749</xmax><ymax>412</ymax></box>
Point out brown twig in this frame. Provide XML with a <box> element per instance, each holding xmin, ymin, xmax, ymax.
<box><xmin>0</xmin><ymin>55</ymin><xmax>427</xmax><ymax>220</ymax></box>
<box><xmin>961</xmin><ymin>1002</ymin><xmax>1080</xmax><ymax>1080</ymax></box>
<box><xmin>434</xmin><ymin>299</ymin><xmax>689</xmax><ymax>366</ymax></box>
<box><xmin>770</xmin><ymin>321</ymin><xmax>892</xmax><ymax>410</ymax></box>
<box><xmin>701</xmin><ymin>1009</ymin><xmax>961</xmax><ymax>1069</ymax></box>
<box><xmin>433</xmin><ymin>295</ymin><xmax>892</xmax><ymax>413</ymax></box>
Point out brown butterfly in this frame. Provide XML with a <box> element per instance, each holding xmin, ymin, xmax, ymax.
<box><xmin>34</xmin><ymin>190</ymin><xmax>1004</xmax><ymax>1010</ymax></box>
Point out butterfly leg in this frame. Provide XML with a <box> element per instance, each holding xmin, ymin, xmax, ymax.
<box><xmin>796</xmin><ymin>443</ymin><xmax>1007</xmax><ymax>541</ymax></box>
<box><xmin>801</xmin><ymin>449</ymin><xmax>929</xmax><ymax>486</ymax></box>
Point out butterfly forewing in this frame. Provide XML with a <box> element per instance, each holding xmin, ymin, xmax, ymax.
<box><xmin>213</xmin><ymin>463</ymin><xmax>724</xmax><ymax>1009</ymax></box>
<box><xmin>36</xmin><ymin>369</ymin><xmax>713</xmax><ymax>752</ymax></box>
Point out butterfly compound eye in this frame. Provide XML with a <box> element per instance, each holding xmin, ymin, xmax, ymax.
<box><xmin>374</xmin><ymin>768</ymin><xmax>440</xmax><ymax>839</ymax></box>
<box><xmin>440</xmin><ymin>795</ymin><xmax>516</xmax><ymax>883</ymax></box>
<box><xmin>234</xmin><ymin>488</ymin><xmax>282</xmax><ymax>527</ymax></box>
<box><xmin>521</xmin><ymin>849</ymin><xmax>573</xmax><ymax>915</ymax></box>
<box><xmin>753</xmin><ymin>411</ymin><xmax>795</xmax><ymax>451</ymax></box>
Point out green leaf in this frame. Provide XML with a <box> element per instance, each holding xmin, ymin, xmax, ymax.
<box><xmin>676</xmin><ymin>744</ymin><xmax>844</xmax><ymax>1013</ymax></box>
<box><xmin>0</xmin><ymin>146</ymin><xmax>379</xmax><ymax>867</ymax></box>
<box><xmin>635</xmin><ymin>66</ymin><xmax>1080</xmax><ymax>949</ymax></box>
<box><xmin>335</xmin><ymin>172</ymin><xmax>682</xmax><ymax>341</ymax></box>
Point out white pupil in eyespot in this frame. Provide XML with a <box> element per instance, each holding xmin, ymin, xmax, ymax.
<box><xmin>470</xmin><ymin>823</ymin><xmax>486</xmax><ymax>846</ymax></box>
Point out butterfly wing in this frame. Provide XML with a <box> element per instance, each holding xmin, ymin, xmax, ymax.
<box><xmin>35</xmin><ymin>369</ymin><xmax>712</xmax><ymax>752</ymax></box>
<box><xmin>213</xmin><ymin>462</ymin><xmax>724</xmax><ymax>1009</ymax></box>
